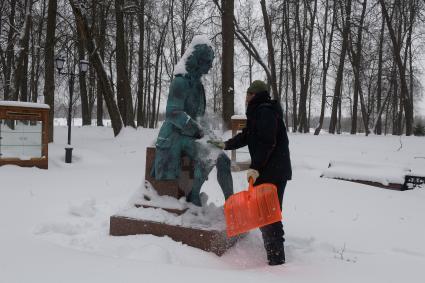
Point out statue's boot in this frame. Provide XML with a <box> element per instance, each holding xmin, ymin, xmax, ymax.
<box><xmin>216</xmin><ymin>152</ymin><xmax>233</xmax><ymax>199</ymax></box>
<box><xmin>187</xmin><ymin>152</ymin><xmax>233</xmax><ymax>206</ymax></box>
<box><xmin>186</xmin><ymin>160</ymin><xmax>209</xmax><ymax>206</ymax></box>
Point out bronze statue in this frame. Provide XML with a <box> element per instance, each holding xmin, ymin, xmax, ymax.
<box><xmin>151</xmin><ymin>37</ymin><xmax>233</xmax><ymax>206</ymax></box>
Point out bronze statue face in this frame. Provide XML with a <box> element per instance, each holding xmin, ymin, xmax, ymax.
<box><xmin>185</xmin><ymin>44</ymin><xmax>215</xmax><ymax>76</ymax></box>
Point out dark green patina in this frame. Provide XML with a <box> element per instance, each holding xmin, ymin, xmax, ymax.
<box><xmin>151</xmin><ymin>43</ymin><xmax>233</xmax><ymax>206</ymax></box>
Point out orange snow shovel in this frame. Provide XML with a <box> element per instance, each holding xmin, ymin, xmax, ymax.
<box><xmin>224</xmin><ymin>178</ymin><xmax>282</xmax><ymax>237</ymax></box>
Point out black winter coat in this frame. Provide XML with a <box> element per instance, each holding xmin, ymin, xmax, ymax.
<box><xmin>225</xmin><ymin>91</ymin><xmax>292</xmax><ymax>184</ymax></box>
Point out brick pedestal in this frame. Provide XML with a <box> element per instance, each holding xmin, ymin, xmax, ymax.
<box><xmin>110</xmin><ymin>216</ymin><xmax>238</xmax><ymax>256</ymax></box>
<box><xmin>110</xmin><ymin>146</ymin><xmax>238</xmax><ymax>256</ymax></box>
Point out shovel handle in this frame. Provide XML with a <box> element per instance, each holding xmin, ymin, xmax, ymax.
<box><xmin>248</xmin><ymin>177</ymin><xmax>254</xmax><ymax>190</ymax></box>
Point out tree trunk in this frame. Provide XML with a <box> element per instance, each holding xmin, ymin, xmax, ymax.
<box><xmin>150</xmin><ymin>11</ymin><xmax>170</xmax><ymax>128</ymax></box>
<box><xmin>329</xmin><ymin>0</ymin><xmax>352</xmax><ymax>134</ymax></box>
<box><xmin>284</xmin><ymin>52</ymin><xmax>289</xmax><ymax>128</ymax></box>
<box><xmin>137</xmin><ymin>0</ymin><xmax>145</xmax><ymax>127</ymax></box>
<box><xmin>170</xmin><ymin>0</ymin><xmax>178</xmax><ymax>65</ymax></box>
<box><xmin>221</xmin><ymin>0</ymin><xmax>235</xmax><ymax>130</ymax></box>
<box><xmin>3</xmin><ymin>0</ymin><xmax>16</xmax><ymax>101</ymax></box>
<box><xmin>379</xmin><ymin>0</ymin><xmax>413</xmax><ymax>135</ymax></box>
<box><xmin>95</xmin><ymin>1</ymin><xmax>108</xmax><ymax>126</ymax></box>
<box><xmin>278</xmin><ymin>11</ymin><xmax>285</xmax><ymax>102</ymax></box>
<box><xmin>115</xmin><ymin>0</ymin><xmax>135</xmax><ymax>127</ymax></box>
<box><xmin>391</xmin><ymin>64</ymin><xmax>399</xmax><ymax>135</ymax></box>
<box><xmin>284</xmin><ymin>1</ymin><xmax>297</xmax><ymax>132</ymax></box>
<box><xmin>337</xmin><ymin>93</ymin><xmax>342</xmax><ymax>134</ymax></box>
<box><xmin>43</xmin><ymin>0</ymin><xmax>57</xmax><ymax>142</ymax></box>
<box><xmin>298</xmin><ymin>0</ymin><xmax>317</xmax><ymax>133</ymax></box>
<box><xmin>260</xmin><ymin>0</ymin><xmax>279</xmax><ymax>100</ymax></box>
<box><xmin>77</xmin><ymin>27</ymin><xmax>90</xmax><ymax>125</ymax></box>
<box><xmin>20</xmin><ymin>0</ymin><xmax>32</xmax><ymax>102</ymax></box>
<box><xmin>315</xmin><ymin>0</ymin><xmax>335</xmax><ymax>135</ymax></box>
<box><xmin>144</xmin><ymin>20</ymin><xmax>152</xmax><ymax>127</ymax></box>
<box><xmin>30</xmin><ymin>0</ymin><xmax>46</xmax><ymax>103</ymax></box>
<box><xmin>375</xmin><ymin>13</ymin><xmax>385</xmax><ymax>135</ymax></box>
<box><xmin>12</xmin><ymin>0</ymin><xmax>32</xmax><ymax>102</ymax></box>
<box><xmin>155</xmin><ymin>53</ymin><xmax>164</xmax><ymax>127</ymax></box>
<box><xmin>349</xmin><ymin>0</ymin><xmax>367</xmax><ymax>135</ymax></box>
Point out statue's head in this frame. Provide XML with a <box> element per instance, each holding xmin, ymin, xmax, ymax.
<box><xmin>185</xmin><ymin>44</ymin><xmax>214</xmax><ymax>76</ymax></box>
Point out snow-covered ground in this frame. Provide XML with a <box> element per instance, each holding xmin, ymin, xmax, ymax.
<box><xmin>0</xmin><ymin>125</ymin><xmax>424</xmax><ymax>283</ymax></box>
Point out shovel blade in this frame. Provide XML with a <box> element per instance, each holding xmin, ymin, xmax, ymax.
<box><xmin>224</xmin><ymin>182</ymin><xmax>282</xmax><ymax>237</ymax></box>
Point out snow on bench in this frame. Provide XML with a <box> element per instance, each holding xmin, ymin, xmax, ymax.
<box><xmin>0</xmin><ymin>101</ymin><xmax>49</xmax><ymax>109</ymax></box>
<box><xmin>320</xmin><ymin>160</ymin><xmax>424</xmax><ymax>190</ymax></box>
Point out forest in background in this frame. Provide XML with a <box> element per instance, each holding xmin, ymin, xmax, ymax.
<box><xmin>1</xmin><ymin>0</ymin><xmax>425</xmax><ymax>142</ymax></box>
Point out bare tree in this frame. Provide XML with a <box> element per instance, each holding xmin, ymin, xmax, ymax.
<box><xmin>136</xmin><ymin>0</ymin><xmax>145</xmax><ymax>127</ymax></box>
<box><xmin>314</xmin><ymin>0</ymin><xmax>336</xmax><ymax>135</ymax></box>
<box><xmin>115</xmin><ymin>0</ymin><xmax>135</xmax><ymax>127</ymax></box>
<box><xmin>296</xmin><ymin>0</ymin><xmax>318</xmax><ymax>133</ymax></box>
<box><xmin>150</xmin><ymin>3</ymin><xmax>170</xmax><ymax>128</ymax></box>
<box><xmin>329</xmin><ymin>0</ymin><xmax>352</xmax><ymax>134</ymax></box>
<box><xmin>221</xmin><ymin>0</ymin><xmax>235</xmax><ymax>130</ymax></box>
<box><xmin>69</xmin><ymin>0</ymin><xmax>123</xmax><ymax>136</ymax></box>
<box><xmin>379</xmin><ymin>0</ymin><xmax>415</xmax><ymax>136</ymax></box>
<box><xmin>43</xmin><ymin>0</ymin><xmax>58</xmax><ymax>142</ymax></box>
<box><xmin>349</xmin><ymin>0</ymin><xmax>368</xmax><ymax>135</ymax></box>
<box><xmin>260</xmin><ymin>0</ymin><xmax>279</xmax><ymax>100</ymax></box>
<box><xmin>12</xmin><ymin>0</ymin><xmax>32</xmax><ymax>102</ymax></box>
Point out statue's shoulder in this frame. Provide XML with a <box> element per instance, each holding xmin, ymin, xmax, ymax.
<box><xmin>172</xmin><ymin>74</ymin><xmax>188</xmax><ymax>82</ymax></box>
<box><xmin>171</xmin><ymin>74</ymin><xmax>189</xmax><ymax>91</ymax></box>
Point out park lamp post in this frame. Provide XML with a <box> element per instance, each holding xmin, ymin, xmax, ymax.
<box><xmin>55</xmin><ymin>56</ymin><xmax>89</xmax><ymax>163</ymax></box>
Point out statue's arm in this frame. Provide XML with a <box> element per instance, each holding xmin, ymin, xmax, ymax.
<box><xmin>165</xmin><ymin>77</ymin><xmax>202</xmax><ymax>137</ymax></box>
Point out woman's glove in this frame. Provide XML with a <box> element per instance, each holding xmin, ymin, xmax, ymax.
<box><xmin>247</xmin><ymin>169</ymin><xmax>259</xmax><ymax>183</ymax></box>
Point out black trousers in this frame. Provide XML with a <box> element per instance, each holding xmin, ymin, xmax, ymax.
<box><xmin>255</xmin><ymin>180</ymin><xmax>287</xmax><ymax>259</ymax></box>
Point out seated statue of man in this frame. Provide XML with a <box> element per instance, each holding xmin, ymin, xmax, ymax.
<box><xmin>151</xmin><ymin>36</ymin><xmax>233</xmax><ymax>206</ymax></box>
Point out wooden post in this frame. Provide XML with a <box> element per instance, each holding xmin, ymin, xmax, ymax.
<box><xmin>231</xmin><ymin>116</ymin><xmax>247</xmax><ymax>163</ymax></box>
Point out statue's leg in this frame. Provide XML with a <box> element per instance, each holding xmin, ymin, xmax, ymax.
<box><xmin>182</xmin><ymin>140</ymin><xmax>214</xmax><ymax>206</ymax></box>
<box><xmin>216</xmin><ymin>152</ymin><xmax>234</xmax><ymax>199</ymax></box>
<box><xmin>183</xmin><ymin>140</ymin><xmax>233</xmax><ymax>205</ymax></box>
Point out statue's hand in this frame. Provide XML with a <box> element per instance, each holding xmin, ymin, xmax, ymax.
<box><xmin>193</xmin><ymin>129</ymin><xmax>204</xmax><ymax>139</ymax></box>
<box><xmin>207</xmin><ymin>140</ymin><xmax>225</xmax><ymax>149</ymax></box>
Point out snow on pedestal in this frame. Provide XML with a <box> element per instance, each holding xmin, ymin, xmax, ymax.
<box><xmin>110</xmin><ymin>181</ymin><xmax>239</xmax><ymax>256</ymax></box>
<box><xmin>119</xmin><ymin>181</ymin><xmax>226</xmax><ymax>231</ymax></box>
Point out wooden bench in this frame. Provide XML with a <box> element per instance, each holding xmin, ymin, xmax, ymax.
<box><xmin>321</xmin><ymin>160</ymin><xmax>425</xmax><ymax>191</ymax></box>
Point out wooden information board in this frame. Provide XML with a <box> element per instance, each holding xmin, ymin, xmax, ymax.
<box><xmin>0</xmin><ymin>102</ymin><xmax>49</xmax><ymax>169</ymax></box>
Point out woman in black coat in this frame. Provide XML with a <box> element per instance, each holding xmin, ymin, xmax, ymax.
<box><xmin>212</xmin><ymin>80</ymin><xmax>292</xmax><ymax>265</ymax></box>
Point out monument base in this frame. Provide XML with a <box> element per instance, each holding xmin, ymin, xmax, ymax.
<box><xmin>110</xmin><ymin>215</ymin><xmax>238</xmax><ymax>256</ymax></box>
<box><xmin>110</xmin><ymin>148</ymin><xmax>239</xmax><ymax>256</ymax></box>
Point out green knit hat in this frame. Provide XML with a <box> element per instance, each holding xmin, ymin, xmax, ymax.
<box><xmin>247</xmin><ymin>80</ymin><xmax>268</xmax><ymax>94</ymax></box>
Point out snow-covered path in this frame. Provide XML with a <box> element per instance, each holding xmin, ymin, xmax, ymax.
<box><xmin>1</xmin><ymin>126</ymin><xmax>424</xmax><ymax>282</ymax></box>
